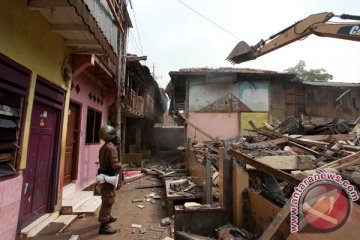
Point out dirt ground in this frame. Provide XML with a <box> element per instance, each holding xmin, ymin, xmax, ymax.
<box><xmin>31</xmin><ymin>175</ymin><xmax>172</xmax><ymax>240</ymax></box>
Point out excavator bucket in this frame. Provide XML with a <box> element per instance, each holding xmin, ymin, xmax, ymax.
<box><xmin>226</xmin><ymin>41</ymin><xmax>255</xmax><ymax>64</ymax></box>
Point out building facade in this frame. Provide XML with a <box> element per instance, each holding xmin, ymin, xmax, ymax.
<box><xmin>0</xmin><ymin>0</ymin><xmax>131</xmax><ymax>238</ymax></box>
<box><xmin>167</xmin><ymin>68</ymin><xmax>360</xmax><ymax>143</ymax></box>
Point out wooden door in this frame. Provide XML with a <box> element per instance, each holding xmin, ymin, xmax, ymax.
<box><xmin>285</xmin><ymin>84</ymin><xmax>305</xmax><ymax>118</ymax></box>
<box><xmin>21</xmin><ymin>102</ymin><xmax>58</xmax><ymax>225</ymax></box>
<box><xmin>64</xmin><ymin>102</ymin><xmax>80</xmax><ymax>185</ymax></box>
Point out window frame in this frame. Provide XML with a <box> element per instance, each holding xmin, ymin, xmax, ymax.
<box><xmin>0</xmin><ymin>54</ymin><xmax>30</xmax><ymax>179</ymax></box>
<box><xmin>85</xmin><ymin>107</ymin><xmax>102</xmax><ymax>145</ymax></box>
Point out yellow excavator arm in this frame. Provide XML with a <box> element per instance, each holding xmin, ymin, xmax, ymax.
<box><xmin>227</xmin><ymin>12</ymin><xmax>360</xmax><ymax>64</ymax></box>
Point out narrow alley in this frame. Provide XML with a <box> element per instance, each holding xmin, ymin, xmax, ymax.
<box><xmin>28</xmin><ymin>162</ymin><xmax>172</xmax><ymax>240</ymax></box>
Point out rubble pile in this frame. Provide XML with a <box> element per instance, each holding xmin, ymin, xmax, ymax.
<box><xmin>238</xmin><ymin>117</ymin><xmax>360</xmax><ymax>191</ymax></box>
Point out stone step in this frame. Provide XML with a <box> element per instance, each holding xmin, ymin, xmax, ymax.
<box><xmin>20</xmin><ymin>211</ymin><xmax>60</xmax><ymax>238</ymax></box>
<box><xmin>73</xmin><ymin>195</ymin><xmax>102</xmax><ymax>215</ymax></box>
<box><xmin>52</xmin><ymin>214</ymin><xmax>78</xmax><ymax>234</ymax></box>
<box><xmin>61</xmin><ymin>191</ymin><xmax>93</xmax><ymax>214</ymax></box>
<box><xmin>62</xmin><ymin>183</ymin><xmax>76</xmax><ymax>199</ymax></box>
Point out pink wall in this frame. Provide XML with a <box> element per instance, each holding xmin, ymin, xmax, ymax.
<box><xmin>0</xmin><ymin>175</ymin><xmax>23</xmax><ymax>240</ymax></box>
<box><xmin>187</xmin><ymin>113</ymin><xmax>240</xmax><ymax>142</ymax></box>
<box><xmin>70</xmin><ymin>72</ymin><xmax>115</xmax><ymax>190</ymax></box>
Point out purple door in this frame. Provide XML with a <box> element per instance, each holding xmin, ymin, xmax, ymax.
<box><xmin>21</xmin><ymin>102</ymin><xmax>58</xmax><ymax>226</ymax></box>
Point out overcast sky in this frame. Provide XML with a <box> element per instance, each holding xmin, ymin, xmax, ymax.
<box><xmin>127</xmin><ymin>0</ymin><xmax>360</xmax><ymax>88</ymax></box>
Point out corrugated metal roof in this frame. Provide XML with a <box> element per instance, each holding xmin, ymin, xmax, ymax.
<box><xmin>84</xmin><ymin>0</ymin><xmax>118</xmax><ymax>52</ymax></box>
<box><xmin>302</xmin><ymin>81</ymin><xmax>360</xmax><ymax>87</ymax></box>
<box><xmin>176</xmin><ymin>67</ymin><xmax>279</xmax><ymax>74</ymax></box>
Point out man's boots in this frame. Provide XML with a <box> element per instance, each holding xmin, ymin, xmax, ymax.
<box><xmin>99</xmin><ymin>223</ymin><xmax>117</xmax><ymax>234</ymax></box>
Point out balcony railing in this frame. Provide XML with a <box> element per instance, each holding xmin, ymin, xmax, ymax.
<box><xmin>125</xmin><ymin>89</ymin><xmax>144</xmax><ymax>117</ymax></box>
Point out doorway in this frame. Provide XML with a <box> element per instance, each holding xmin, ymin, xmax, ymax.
<box><xmin>21</xmin><ymin>102</ymin><xmax>59</xmax><ymax>226</ymax></box>
<box><xmin>64</xmin><ymin>101</ymin><xmax>80</xmax><ymax>186</ymax></box>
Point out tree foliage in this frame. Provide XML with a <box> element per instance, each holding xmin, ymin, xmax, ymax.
<box><xmin>284</xmin><ymin>60</ymin><xmax>333</xmax><ymax>82</ymax></box>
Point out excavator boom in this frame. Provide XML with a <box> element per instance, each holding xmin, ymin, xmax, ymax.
<box><xmin>227</xmin><ymin>12</ymin><xmax>360</xmax><ymax>64</ymax></box>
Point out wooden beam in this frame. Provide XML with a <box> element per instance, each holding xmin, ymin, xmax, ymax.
<box><xmin>250</xmin><ymin>137</ymin><xmax>289</xmax><ymax>149</ymax></box>
<box><xmin>71</xmin><ymin>48</ymin><xmax>106</xmax><ymax>55</ymax></box>
<box><xmin>50</xmin><ymin>24</ymin><xmax>88</xmax><ymax>32</ymax></box>
<box><xmin>296</xmin><ymin>134</ymin><xmax>357</xmax><ymax>142</ymax></box>
<box><xmin>28</xmin><ymin>0</ymin><xmax>70</xmax><ymax>8</ymax></box>
<box><xmin>229</xmin><ymin>149</ymin><xmax>302</xmax><ymax>186</ymax></box>
<box><xmin>232</xmin><ymin>161</ymin><xmax>249</xmax><ymax>228</ymax></box>
<box><xmin>219</xmin><ymin>148</ymin><xmax>225</xmax><ymax>206</ymax></box>
<box><xmin>320</xmin><ymin>151</ymin><xmax>360</xmax><ymax>170</ymax></box>
<box><xmin>65</xmin><ymin>40</ymin><xmax>100</xmax><ymax>47</ymax></box>
<box><xmin>259</xmin><ymin>201</ymin><xmax>291</xmax><ymax>240</ymax></box>
<box><xmin>246</xmin><ymin>155</ymin><xmax>316</xmax><ymax>171</ymax></box>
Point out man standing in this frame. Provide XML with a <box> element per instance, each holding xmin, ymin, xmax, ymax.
<box><xmin>97</xmin><ymin>125</ymin><xmax>121</xmax><ymax>234</ymax></box>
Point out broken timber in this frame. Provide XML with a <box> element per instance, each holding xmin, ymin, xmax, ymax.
<box><xmin>248</xmin><ymin>137</ymin><xmax>289</xmax><ymax>149</ymax></box>
<box><xmin>259</xmin><ymin>201</ymin><xmax>291</xmax><ymax>240</ymax></box>
<box><xmin>229</xmin><ymin>149</ymin><xmax>301</xmax><ymax>186</ymax></box>
<box><xmin>319</xmin><ymin>151</ymin><xmax>360</xmax><ymax>170</ymax></box>
<box><xmin>135</xmin><ymin>183</ymin><xmax>165</xmax><ymax>189</ymax></box>
<box><xmin>257</xmin><ymin>129</ymin><xmax>322</xmax><ymax>156</ymax></box>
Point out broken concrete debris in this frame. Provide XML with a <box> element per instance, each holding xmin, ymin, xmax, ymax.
<box><xmin>131</xmin><ymin>223</ymin><xmax>142</xmax><ymax>229</ymax></box>
<box><xmin>160</xmin><ymin>217</ymin><xmax>171</xmax><ymax>227</ymax></box>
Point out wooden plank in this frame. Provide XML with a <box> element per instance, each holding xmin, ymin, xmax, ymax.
<box><xmin>296</xmin><ymin>134</ymin><xmax>356</xmax><ymax>142</ymax></box>
<box><xmin>150</xmin><ymin>167</ymin><xmax>166</xmax><ymax>175</ymax></box>
<box><xmin>342</xmin><ymin>144</ymin><xmax>360</xmax><ymax>152</ymax></box>
<box><xmin>219</xmin><ymin>147</ymin><xmax>225</xmax><ymax>206</ymax></box>
<box><xmin>205</xmin><ymin>160</ymin><xmax>212</xmax><ymax>204</ymax></box>
<box><xmin>187</xmin><ymin>149</ymin><xmax>207</xmax><ymax>192</ymax></box>
<box><xmin>259</xmin><ymin>201</ymin><xmax>291</xmax><ymax>240</ymax></box>
<box><xmin>251</xmin><ymin>137</ymin><xmax>289</xmax><ymax>148</ymax></box>
<box><xmin>288</xmin><ymin>141</ymin><xmax>321</xmax><ymax>156</ymax></box>
<box><xmin>232</xmin><ymin>161</ymin><xmax>249</xmax><ymax>228</ymax></box>
<box><xmin>50</xmin><ymin>24</ymin><xmax>88</xmax><ymax>32</ymax></box>
<box><xmin>248</xmin><ymin>192</ymin><xmax>289</xmax><ymax>239</ymax></box>
<box><xmin>229</xmin><ymin>149</ymin><xmax>302</xmax><ymax>186</ymax></box>
<box><xmin>320</xmin><ymin>151</ymin><xmax>360</xmax><ymax>170</ymax></box>
<box><xmin>28</xmin><ymin>0</ymin><xmax>70</xmax><ymax>8</ymax></box>
<box><xmin>135</xmin><ymin>183</ymin><xmax>164</xmax><ymax>189</ymax></box>
<box><xmin>246</xmin><ymin>155</ymin><xmax>316</xmax><ymax>170</ymax></box>
<box><xmin>64</xmin><ymin>40</ymin><xmax>100</xmax><ymax>47</ymax></box>
<box><xmin>176</xmin><ymin>231</ymin><xmax>209</xmax><ymax>240</ymax></box>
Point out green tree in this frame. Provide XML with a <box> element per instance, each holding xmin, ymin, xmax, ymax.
<box><xmin>284</xmin><ymin>60</ymin><xmax>333</xmax><ymax>82</ymax></box>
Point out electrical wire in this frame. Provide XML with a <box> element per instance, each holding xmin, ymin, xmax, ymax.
<box><xmin>176</xmin><ymin>0</ymin><xmax>240</xmax><ymax>40</ymax></box>
<box><xmin>130</xmin><ymin>2</ymin><xmax>144</xmax><ymax>56</ymax></box>
<box><xmin>129</xmin><ymin>30</ymin><xmax>142</xmax><ymax>55</ymax></box>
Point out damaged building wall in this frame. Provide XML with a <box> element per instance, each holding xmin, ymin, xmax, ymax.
<box><xmin>187</xmin><ymin>113</ymin><xmax>239</xmax><ymax>142</ymax></box>
<box><xmin>248</xmin><ymin>192</ymin><xmax>290</xmax><ymax>239</ymax></box>
<box><xmin>186</xmin><ymin>74</ymin><xmax>271</xmax><ymax>140</ymax></box>
<box><xmin>304</xmin><ymin>83</ymin><xmax>360</xmax><ymax>121</ymax></box>
<box><xmin>153</xmin><ymin>127</ymin><xmax>185</xmax><ymax>151</ymax></box>
<box><xmin>270</xmin><ymin>81</ymin><xmax>360</xmax><ymax>122</ymax></box>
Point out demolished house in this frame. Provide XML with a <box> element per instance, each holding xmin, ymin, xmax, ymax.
<box><xmin>118</xmin><ymin>55</ymin><xmax>168</xmax><ymax>167</ymax></box>
<box><xmin>162</xmin><ymin>67</ymin><xmax>360</xmax><ymax>239</ymax></box>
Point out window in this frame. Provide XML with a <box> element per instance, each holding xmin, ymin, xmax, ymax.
<box><xmin>85</xmin><ymin>108</ymin><xmax>102</xmax><ymax>144</ymax></box>
<box><xmin>0</xmin><ymin>88</ymin><xmax>23</xmax><ymax>176</ymax></box>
